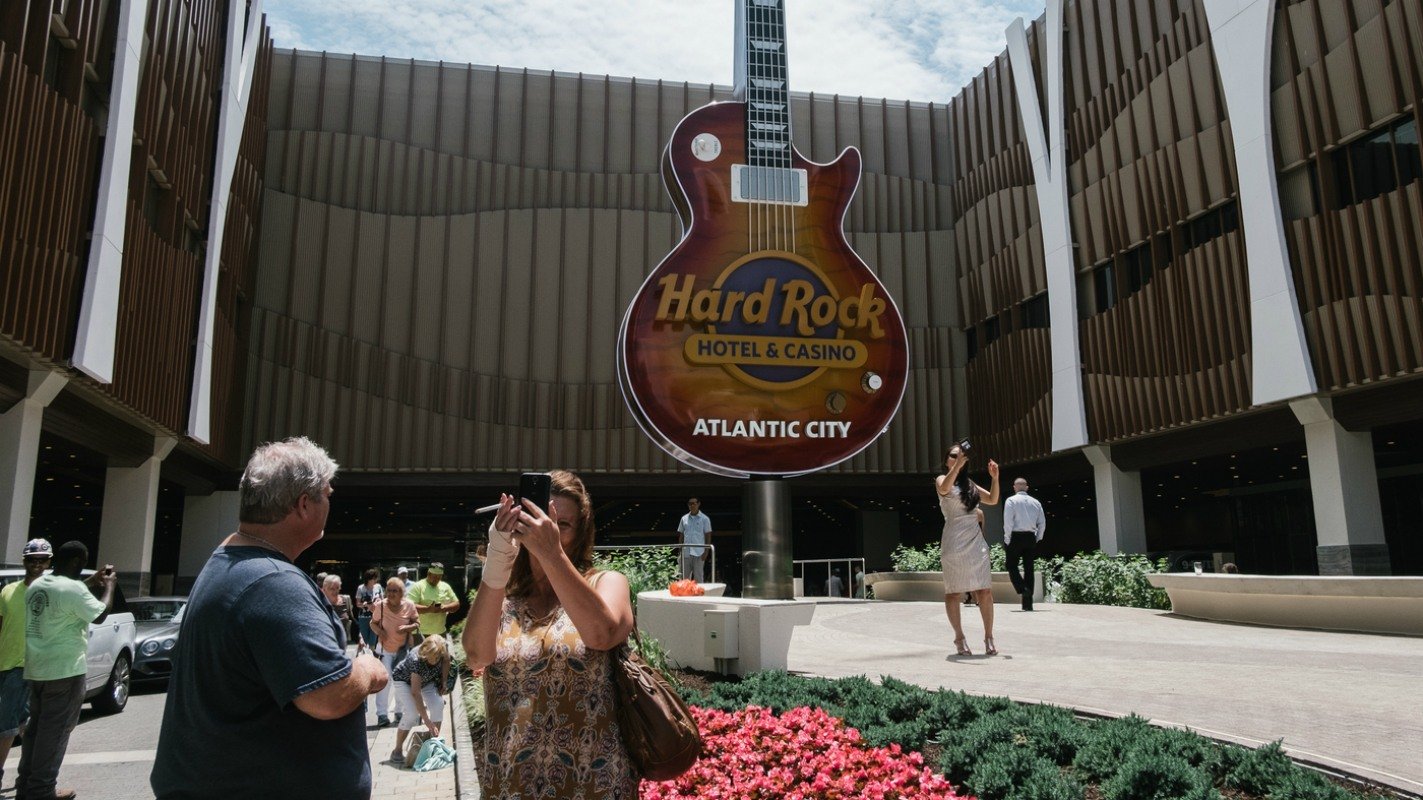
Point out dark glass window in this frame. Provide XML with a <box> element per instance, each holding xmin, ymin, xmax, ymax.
<box><xmin>1021</xmin><ymin>294</ymin><xmax>1049</xmax><ymax>329</ymax></box>
<box><xmin>1182</xmin><ymin>201</ymin><xmax>1238</xmax><ymax>252</ymax></box>
<box><xmin>1123</xmin><ymin>243</ymin><xmax>1152</xmax><ymax>294</ymax></box>
<box><xmin>1093</xmin><ymin>262</ymin><xmax>1117</xmax><ymax>313</ymax></box>
<box><xmin>1395</xmin><ymin>118</ymin><xmax>1421</xmax><ymax>188</ymax></box>
<box><xmin>983</xmin><ymin>316</ymin><xmax>1001</xmax><ymax>346</ymax></box>
<box><xmin>43</xmin><ymin>37</ymin><xmax>67</xmax><ymax>94</ymax></box>
<box><xmin>965</xmin><ymin>327</ymin><xmax>978</xmax><ymax>361</ymax></box>
<box><xmin>1153</xmin><ymin>233</ymin><xmax>1172</xmax><ymax>271</ymax></box>
<box><xmin>1349</xmin><ymin>128</ymin><xmax>1398</xmax><ymax>203</ymax></box>
<box><xmin>143</xmin><ymin>176</ymin><xmax>164</xmax><ymax>231</ymax></box>
<box><xmin>1330</xmin><ymin>116</ymin><xmax>1422</xmax><ymax>208</ymax></box>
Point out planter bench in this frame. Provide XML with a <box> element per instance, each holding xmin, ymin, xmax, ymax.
<box><xmin>1147</xmin><ymin>573</ymin><xmax>1423</xmax><ymax>636</ymax></box>
<box><xmin>865</xmin><ymin>571</ymin><xmax>1044</xmax><ymax>603</ymax></box>
<box><xmin>636</xmin><ymin>590</ymin><xmax>816</xmax><ymax>675</ymax></box>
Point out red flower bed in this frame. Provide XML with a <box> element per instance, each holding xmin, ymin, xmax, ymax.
<box><xmin>641</xmin><ymin>705</ymin><xmax>969</xmax><ymax>800</ymax></box>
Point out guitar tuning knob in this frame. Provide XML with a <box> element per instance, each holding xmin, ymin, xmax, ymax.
<box><xmin>861</xmin><ymin>372</ymin><xmax>883</xmax><ymax>394</ymax></box>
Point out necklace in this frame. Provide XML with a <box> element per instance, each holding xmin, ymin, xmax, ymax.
<box><xmin>232</xmin><ymin>531</ymin><xmax>284</xmax><ymax>554</ymax></box>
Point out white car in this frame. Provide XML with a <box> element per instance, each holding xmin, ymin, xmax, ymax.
<box><xmin>0</xmin><ymin>568</ymin><xmax>138</xmax><ymax>714</ymax></box>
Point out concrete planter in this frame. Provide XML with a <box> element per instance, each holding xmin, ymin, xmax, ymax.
<box><xmin>864</xmin><ymin>571</ymin><xmax>944</xmax><ymax>601</ymax></box>
<box><xmin>866</xmin><ymin>570</ymin><xmax>1045</xmax><ymax>603</ymax></box>
<box><xmin>991</xmin><ymin>571</ymin><xmax>1045</xmax><ymax>603</ymax></box>
<box><xmin>1148</xmin><ymin>573</ymin><xmax>1423</xmax><ymax>636</ymax></box>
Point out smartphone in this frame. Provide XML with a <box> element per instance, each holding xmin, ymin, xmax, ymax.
<box><xmin>958</xmin><ymin>439</ymin><xmax>972</xmax><ymax>453</ymax></box>
<box><xmin>517</xmin><ymin>472</ymin><xmax>552</xmax><ymax>511</ymax></box>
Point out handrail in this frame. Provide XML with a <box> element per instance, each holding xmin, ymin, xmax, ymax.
<box><xmin>593</xmin><ymin>543</ymin><xmax>718</xmax><ymax>585</ymax></box>
<box><xmin>793</xmin><ymin>557</ymin><xmax>866</xmax><ymax>598</ymax></box>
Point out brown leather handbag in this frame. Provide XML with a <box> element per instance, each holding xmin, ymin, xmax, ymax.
<box><xmin>611</xmin><ymin>625</ymin><xmax>702</xmax><ymax>781</ymax></box>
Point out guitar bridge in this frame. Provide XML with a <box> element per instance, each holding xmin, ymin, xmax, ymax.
<box><xmin>730</xmin><ymin>164</ymin><xmax>809</xmax><ymax>206</ymax></box>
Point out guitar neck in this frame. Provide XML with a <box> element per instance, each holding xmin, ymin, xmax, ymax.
<box><xmin>734</xmin><ymin>0</ymin><xmax>792</xmax><ymax>169</ymax></box>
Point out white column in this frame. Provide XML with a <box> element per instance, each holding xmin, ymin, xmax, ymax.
<box><xmin>187</xmin><ymin>0</ymin><xmax>265</xmax><ymax>444</ymax></box>
<box><xmin>0</xmin><ymin>371</ymin><xmax>69</xmax><ymax>561</ymax></box>
<box><xmin>72</xmin><ymin>0</ymin><xmax>150</xmax><ymax>383</ymax></box>
<box><xmin>97</xmin><ymin>436</ymin><xmax>178</xmax><ymax>595</ymax></box>
<box><xmin>177</xmin><ymin>491</ymin><xmax>241</xmax><ymax>592</ymax></box>
<box><xmin>1083</xmin><ymin>446</ymin><xmax>1147</xmax><ymax>555</ymax></box>
<box><xmin>1289</xmin><ymin>397</ymin><xmax>1390</xmax><ymax>575</ymax></box>
<box><xmin>1202</xmin><ymin>0</ymin><xmax>1317</xmax><ymax>405</ymax></box>
<box><xmin>1006</xmin><ymin>1</ymin><xmax>1089</xmax><ymax>452</ymax></box>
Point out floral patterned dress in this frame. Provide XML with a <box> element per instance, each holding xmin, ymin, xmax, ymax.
<box><xmin>481</xmin><ymin>593</ymin><xmax>638</xmax><ymax>799</ymax></box>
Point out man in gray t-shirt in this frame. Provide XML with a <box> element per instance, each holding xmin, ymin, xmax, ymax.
<box><xmin>676</xmin><ymin>498</ymin><xmax>713</xmax><ymax>583</ymax></box>
<box><xmin>152</xmin><ymin>437</ymin><xmax>388</xmax><ymax>799</ymax></box>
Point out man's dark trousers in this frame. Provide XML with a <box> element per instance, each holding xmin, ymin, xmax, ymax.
<box><xmin>16</xmin><ymin>674</ymin><xmax>85</xmax><ymax>800</ymax></box>
<box><xmin>1006</xmin><ymin>531</ymin><xmax>1037</xmax><ymax>611</ymax></box>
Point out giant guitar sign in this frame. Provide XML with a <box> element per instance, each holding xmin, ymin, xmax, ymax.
<box><xmin>617</xmin><ymin>0</ymin><xmax>909</xmax><ymax>478</ymax></box>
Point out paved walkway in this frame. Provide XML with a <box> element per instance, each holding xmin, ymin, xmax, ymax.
<box><xmin>783</xmin><ymin>601</ymin><xmax>1423</xmax><ymax>794</ymax></box>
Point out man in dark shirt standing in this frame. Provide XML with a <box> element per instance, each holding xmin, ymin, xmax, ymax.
<box><xmin>151</xmin><ymin>437</ymin><xmax>388</xmax><ymax>799</ymax></box>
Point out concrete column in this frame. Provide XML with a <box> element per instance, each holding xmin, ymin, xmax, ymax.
<box><xmin>97</xmin><ymin>436</ymin><xmax>177</xmax><ymax>595</ymax></box>
<box><xmin>0</xmin><ymin>371</ymin><xmax>68</xmax><ymax>562</ymax></box>
<box><xmin>1290</xmin><ymin>397</ymin><xmax>1390</xmax><ymax>575</ymax></box>
<box><xmin>176</xmin><ymin>491</ymin><xmax>241</xmax><ymax>593</ymax></box>
<box><xmin>1082</xmin><ymin>446</ymin><xmax>1147</xmax><ymax>555</ymax></box>
<box><xmin>72</xmin><ymin>0</ymin><xmax>150</xmax><ymax>383</ymax></box>
<box><xmin>1006</xmin><ymin>1</ymin><xmax>1090</xmax><ymax>452</ymax></box>
<box><xmin>1202</xmin><ymin>0</ymin><xmax>1317</xmax><ymax>405</ymax></box>
<box><xmin>187</xmin><ymin>0</ymin><xmax>265</xmax><ymax>444</ymax></box>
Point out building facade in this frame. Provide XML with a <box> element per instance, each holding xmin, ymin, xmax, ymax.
<box><xmin>1</xmin><ymin>0</ymin><xmax>1419</xmax><ymax>594</ymax></box>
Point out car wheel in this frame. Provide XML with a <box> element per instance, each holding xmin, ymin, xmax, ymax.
<box><xmin>91</xmin><ymin>653</ymin><xmax>130</xmax><ymax>714</ymax></box>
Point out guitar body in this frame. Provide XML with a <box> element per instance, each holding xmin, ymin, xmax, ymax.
<box><xmin>618</xmin><ymin>101</ymin><xmax>909</xmax><ymax>477</ymax></box>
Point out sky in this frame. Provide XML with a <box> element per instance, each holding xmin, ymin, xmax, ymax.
<box><xmin>264</xmin><ymin>0</ymin><xmax>1046</xmax><ymax>105</ymax></box>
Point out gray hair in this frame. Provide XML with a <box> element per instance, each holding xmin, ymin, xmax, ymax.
<box><xmin>238</xmin><ymin>437</ymin><xmax>339</xmax><ymax>524</ymax></box>
<box><xmin>322</xmin><ymin>574</ymin><xmax>342</xmax><ymax>589</ymax></box>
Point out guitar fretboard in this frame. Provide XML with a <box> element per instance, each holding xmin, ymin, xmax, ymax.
<box><xmin>742</xmin><ymin>0</ymin><xmax>791</xmax><ymax>170</ymax></box>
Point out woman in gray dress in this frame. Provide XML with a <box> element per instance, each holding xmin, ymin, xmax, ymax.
<box><xmin>936</xmin><ymin>443</ymin><xmax>1000</xmax><ymax>655</ymax></box>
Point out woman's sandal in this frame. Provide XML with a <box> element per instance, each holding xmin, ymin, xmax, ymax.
<box><xmin>953</xmin><ymin>637</ymin><xmax>972</xmax><ymax>656</ymax></box>
<box><xmin>983</xmin><ymin>637</ymin><xmax>998</xmax><ymax>656</ymax></box>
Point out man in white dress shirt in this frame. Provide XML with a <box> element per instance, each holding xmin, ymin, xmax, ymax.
<box><xmin>1002</xmin><ymin>478</ymin><xmax>1046</xmax><ymax>611</ymax></box>
<box><xmin>677</xmin><ymin>498</ymin><xmax>712</xmax><ymax>583</ymax></box>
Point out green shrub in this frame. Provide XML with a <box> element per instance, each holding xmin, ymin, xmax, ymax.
<box><xmin>1072</xmin><ymin>715</ymin><xmax>1155</xmax><ymax>781</ymax></box>
<box><xmin>890</xmin><ymin>541</ymin><xmax>943</xmax><ymax>571</ymax></box>
<box><xmin>1020</xmin><ymin>703</ymin><xmax>1087</xmax><ymax>766</ymax></box>
<box><xmin>1101</xmin><ymin>751</ymin><xmax>1220</xmax><ymax>800</ymax></box>
<box><xmin>1265</xmin><ymin>769</ymin><xmax>1355</xmax><ymax>800</ymax></box>
<box><xmin>990</xmin><ymin>543</ymin><xmax>1007</xmax><ymax>571</ymax></box>
<box><xmin>692</xmin><ymin>672</ymin><xmax>1374</xmax><ymax>800</ymax></box>
<box><xmin>462</xmin><ymin>670</ymin><xmax>486</xmax><ymax>731</ymax></box>
<box><xmin>1225</xmin><ymin>741</ymin><xmax>1297</xmax><ymax>796</ymax></box>
<box><xmin>1046</xmin><ymin>551</ymin><xmax>1171</xmax><ymax>609</ymax></box>
<box><xmin>1138</xmin><ymin>726</ymin><xmax>1231</xmax><ymax>780</ymax></box>
<box><xmin>630</xmin><ymin>630</ymin><xmax>681</xmax><ymax>688</ymax></box>
<box><xmin>593</xmin><ymin>546</ymin><xmax>679</xmax><ymax>610</ymax></box>
<box><xmin>966</xmin><ymin>742</ymin><xmax>1065</xmax><ymax>800</ymax></box>
<box><xmin>939</xmin><ymin>708</ymin><xmax>1029</xmax><ymax>780</ymax></box>
<box><xmin>1015</xmin><ymin>765</ymin><xmax>1086</xmax><ymax>800</ymax></box>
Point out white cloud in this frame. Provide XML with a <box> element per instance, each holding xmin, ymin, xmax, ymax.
<box><xmin>263</xmin><ymin>0</ymin><xmax>1045</xmax><ymax>104</ymax></box>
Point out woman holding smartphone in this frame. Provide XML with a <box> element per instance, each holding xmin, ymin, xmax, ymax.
<box><xmin>462</xmin><ymin>470</ymin><xmax>637</xmax><ymax>798</ymax></box>
<box><xmin>937</xmin><ymin>441</ymin><xmax>1001</xmax><ymax>656</ymax></box>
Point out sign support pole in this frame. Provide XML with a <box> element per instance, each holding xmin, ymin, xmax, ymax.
<box><xmin>741</xmin><ymin>477</ymin><xmax>793</xmax><ymax>599</ymax></box>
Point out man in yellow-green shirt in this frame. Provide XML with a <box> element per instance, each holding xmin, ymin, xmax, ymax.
<box><xmin>405</xmin><ymin>563</ymin><xmax>460</xmax><ymax>637</ymax></box>
<box><xmin>0</xmin><ymin>539</ymin><xmax>53</xmax><ymax>787</ymax></box>
<box><xmin>19</xmin><ymin>540</ymin><xmax>115</xmax><ymax>800</ymax></box>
